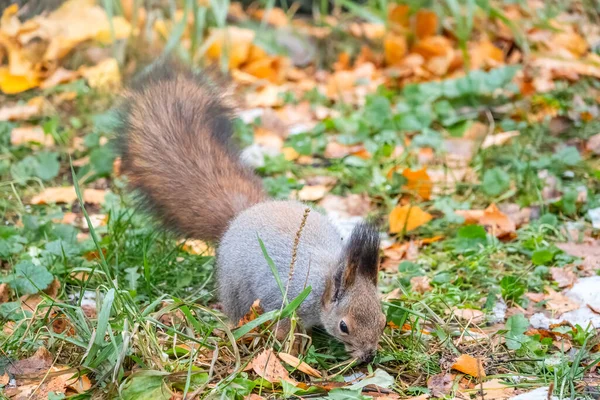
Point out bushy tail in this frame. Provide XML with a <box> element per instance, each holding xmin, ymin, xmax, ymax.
<box><xmin>116</xmin><ymin>60</ymin><xmax>266</xmax><ymax>242</ymax></box>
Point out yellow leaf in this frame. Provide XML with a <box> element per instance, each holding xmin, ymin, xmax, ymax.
<box><xmin>297</xmin><ymin>185</ymin><xmax>329</xmax><ymax>201</ymax></box>
<box><xmin>282</xmin><ymin>147</ymin><xmax>300</xmax><ymax>161</ymax></box>
<box><xmin>0</xmin><ymin>66</ymin><xmax>39</xmax><ymax>94</ymax></box>
<box><xmin>79</xmin><ymin>58</ymin><xmax>121</xmax><ymax>91</ymax></box>
<box><xmin>415</xmin><ymin>10</ymin><xmax>438</xmax><ymax>39</ymax></box>
<box><xmin>451</xmin><ymin>354</ymin><xmax>486</xmax><ymax>378</ymax></box>
<box><xmin>402</xmin><ymin>167</ymin><xmax>432</xmax><ymax>200</ymax></box>
<box><xmin>205</xmin><ymin>26</ymin><xmax>255</xmax><ymax>69</ymax></box>
<box><xmin>384</xmin><ymin>32</ymin><xmax>407</xmax><ymax>66</ymax></box>
<box><xmin>389</xmin><ymin>204</ymin><xmax>433</xmax><ymax>233</ymax></box>
<box><xmin>277</xmin><ymin>352</ymin><xmax>322</xmax><ymax>378</ymax></box>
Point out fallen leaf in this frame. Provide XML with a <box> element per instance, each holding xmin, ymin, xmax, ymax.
<box><xmin>7</xmin><ymin>346</ymin><xmax>52</xmax><ymax>376</ymax></box>
<box><xmin>10</xmin><ymin>125</ymin><xmax>54</xmax><ymax>146</ymax></box>
<box><xmin>30</xmin><ymin>187</ymin><xmax>107</xmax><ymax>205</ymax></box>
<box><xmin>586</xmin><ymin>133</ymin><xmax>600</xmax><ymax>155</ymax></box>
<box><xmin>0</xmin><ymin>283</ymin><xmax>8</xmax><ymax>303</ymax></box>
<box><xmin>402</xmin><ymin>167</ymin><xmax>432</xmax><ymax>200</ymax></box>
<box><xmin>531</xmin><ymin>57</ymin><xmax>600</xmax><ymax>80</ymax></box>
<box><xmin>481</xmin><ymin>131</ymin><xmax>520</xmax><ymax>149</ymax></box>
<box><xmin>545</xmin><ymin>287</ymin><xmax>581</xmax><ymax>315</ymax></box>
<box><xmin>297</xmin><ymin>184</ymin><xmax>329</xmax><ymax>201</ymax></box>
<box><xmin>550</xmin><ymin>267</ymin><xmax>578</xmax><ymax>288</ymax></box>
<box><xmin>427</xmin><ymin>373</ymin><xmax>453</xmax><ymax>398</ymax></box>
<box><xmin>469</xmin><ymin>39</ymin><xmax>504</xmax><ymax>70</ymax></box>
<box><xmin>251</xmin><ymin>348</ymin><xmax>297</xmax><ymax>385</ymax></box>
<box><xmin>79</xmin><ymin>58</ymin><xmax>121</xmax><ymax>91</ymax></box>
<box><xmin>0</xmin><ymin>67</ymin><xmax>39</xmax><ymax>94</ymax></box>
<box><xmin>389</xmin><ymin>204</ymin><xmax>433</xmax><ymax>233</ymax></box>
<box><xmin>556</xmin><ymin>241</ymin><xmax>600</xmax><ymax>273</ymax></box>
<box><xmin>453</xmin><ymin>308</ymin><xmax>485</xmax><ymax>324</ymax></box>
<box><xmin>278</xmin><ymin>352</ymin><xmax>322</xmax><ymax>378</ymax></box>
<box><xmin>205</xmin><ymin>26</ymin><xmax>255</xmax><ymax>69</ymax></box>
<box><xmin>388</xmin><ymin>4</ymin><xmax>410</xmax><ymax>29</ymax></box>
<box><xmin>455</xmin><ymin>204</ymin><xmax>516</xmax><ymax>238</ymax></box>
<box><xmin>0</xmin><ymin>97</ymin><xmax>44</xmax><ymax>121</ymax></box>
<box><xmin>384</xmin><ymin>33</ymin><xmax>408</xmax><ymax>66</ymax></box>
<box><xmin>40</xmin><ymin>67</ymin><xmax>79</xmax><ymax>89</ymax></box>
<box><xmin>479</xmin><ymin>379</ymin><xmax>516</xmax><ymax>399</ymax></box>
<box><xmin>451</xmin><ymin>354</ymin><xmax>486</xmax><ymax>378</ymax></box>
<box><xmin>237</xmin><ymin>299</ymin><xmax>263</xmax><ymax>327</ymax></box>
<box><xmin>410</xmin><ymin>276</ymin><xmax>432</xmax><ymax>294</ymax></box>
<box><xmin>0</xmin><ymin>373</ymin><xmax>8</xmax><ymax>385</ymax></box>
<box><xmin>415</xmin><ymin>10</ymin><xmax>438</xmax><ymax>39</ymax></box>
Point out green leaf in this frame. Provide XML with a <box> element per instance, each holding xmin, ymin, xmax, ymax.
<box><xmin>347</xmin><ymin>369</ymin><xmax>394</xmax><ymax>390</ymax></box>
<box><xmin>505</xmin><ymin>313</ymin><xmax>530</xmax><ymax>350</ymax></box>
<box><xmin>553</xmin><ymin>146</ymin><xmax>581</xmax><ymax>167</ymax></box>
<box><xmin>10</xmin><ymin>261</ymin><xmax>53</xmax><ymax>295</ymax></box>
<box><xmin>95</xmin><ymin>288</ymin><xmax>115</xmax><ymax>346</ymax></box>
<box><xmin>34</xmin><ymin>151</ymin><xmax>60</xmax><ymax>181</ymax></box>
<box><xmin>482</xmin><ymin>168</ymin><xmax>510</xmax><ymax>197</ymax></box>
<box><xmin>90</xmin><ymin>145</ymin><xmax>116</xmax><ymax>175</ymax></box>
<box><xmin>532</xmin><ymin>249</ymin><xmax>554</xmax><ymax>266</ymax></box>
<box><xmin>10</xmin><ymin>155</ymin><xmax>38</xmax><ymax>184</ymax></box>
<box><xmin>500</xmin><ymin>275</ymin><xmax>526</xmax><ymax>303</ymax></box>
<box><xmin>121</xmin><ymin>372</ymin><xmax>172</xmax><ymax>400</ymax></box>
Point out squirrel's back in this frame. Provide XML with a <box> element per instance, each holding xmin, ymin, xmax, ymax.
<box><xmin>116</xmin><ymin>61</ymin><xmax>266</xmax><ymax>241</ymax></box>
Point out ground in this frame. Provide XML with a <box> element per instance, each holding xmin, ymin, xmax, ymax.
<box><xmin>0</xmin><ymin>0</ymin><xmax>600</xmax><ymax>399</ymax></box>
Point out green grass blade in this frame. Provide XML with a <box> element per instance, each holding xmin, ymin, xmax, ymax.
<box><xmin>95</xmin><ymin>288</ymin><xmax>116</xmax><ymax>346</ymax></box>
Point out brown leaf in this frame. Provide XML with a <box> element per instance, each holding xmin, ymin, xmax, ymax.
<box><xmin>481</xmin><ymin>131</ymin><xmax>520</xmax><ymax>149</ymax></box>
<box><xmin>39</xmin><ymin>67</ymin><xmax>79</xmax><ymax>89</ymax></box>
<box><xmin>10</xmin><ymin>125</ymin><xmax>54</xmax><ymax>147</ymax></box>
<box><xmin>7</xmin><ymin>346</ymin><xmax>52</xmax><ymax>377</ymax></box>
<box><xmin>297</xmin><ymin>184</ymin><xmax>329</xmax><ymax>201</ymax></box>
<box><xmin>237</xmin><ymin>299</ymin><xmax>263</xmax><ymax>327</ymax></box>
<box><xmin>0</xmin><ymin>372</ymin><xmax>8</xmax><ymax>385</ymax></box>
<box><xmin>278</xmin><ymin>352</ymin><xmax>322</xmax><ymax>378</ymax></box>
<box><xmin>451</xmin><ymin>354</ymin><xmax>486</xmax><ymax>378</ymax></box>
<box><xmin>545</xmin><ymin>287</ymin><xmax>580</xmax><ymax>315</ymax></box>
<box><xmin>251</xmin><ymin>348</ymin><xmax>297</xmax><ymax>385</ymax></box>
<box><xmin>479</xmin><ymin>379</ymin><xmax>515</xmax><ymax>399</ymax></box>
<box><xmin>0</xmin><ymin>97</ymin><xmax>44</xmax><ymax>121</ymax></box>
<box><xmin>427</xmin><ymin>373</ymin><xmax>453</xmax><ymax>397</ymax></box>
<box><xmin>586</xmin><ymin>133</ymin><xmax>600</xmax><ymax>155</ymax></box>
<box><xmin>389</xmin><ymin>205</ymin><xmax>433</xmax><ymax>233</ymax></box>
<box><xmin>455</xmin><ymin>204</ymin><xmax>516</xmax><ymax>239</ymax></box>
<box><xmin>550</xmin><ymin>267</ymin><xmax>578</xmax><ymax>288</ymax></box>
<box><xmin>0</xmin><ymin>283</ymin><xmax>9</xmax><ymax>303</ymax></box>
<box><xmin>410</xmin><ymin>276</ymin><xmax>432</xmax><ymax>294</ymax></box>
<box><xmin>453</xmin><ymin>308</ymin><xmax>485</xmax><ymax>324</ymax></box>
<box><xmin>556</xmin><ymin>241</ymin><xmax>600</xmax><ymax>273</ymax></box>
<box><xmin>384</xmin><ymin>33</ymin><xmax>408</xmax><ymax>66</ymax></box>
<box><xmin>30</xmin><ymin>187</ymin><xmax>107</xmax><ymax>205</ymax></box>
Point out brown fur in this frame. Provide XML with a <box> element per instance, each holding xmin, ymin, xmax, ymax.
<box><xmin>116</xmin><ymin>60</ymin><xmax>266</xmax><ymax>242</ymax></box>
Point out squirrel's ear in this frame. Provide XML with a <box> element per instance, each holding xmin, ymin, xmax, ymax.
<box><xmin>343</xmin><ymin>222</ymin><xmax>380</xmax><ymax>285</ymax></box>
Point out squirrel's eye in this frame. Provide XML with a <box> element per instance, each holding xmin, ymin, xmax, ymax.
<box><xmin>339</xmin><ymin>320</ymin><xmax>349</xmax><ymax>334</ymax></box>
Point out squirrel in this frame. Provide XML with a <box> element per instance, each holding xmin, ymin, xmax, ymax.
<box><xmin>115</xmin><ymin>60</ymin><xmax>386</xmax><ymax>363</ymax></box>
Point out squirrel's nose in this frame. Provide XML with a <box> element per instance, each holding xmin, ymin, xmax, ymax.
<box><xmin>359</xmin><ymin>350</ymin><xmax>376</xmax><ymax>364</ymax></box>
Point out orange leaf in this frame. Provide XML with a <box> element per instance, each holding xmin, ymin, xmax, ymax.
<box><xmin>451</xmin><ymin>354</ymin><xmax>486</xmax><ymax>378</ymax></box>
<box><xmin>455</xmin><ymin>204</ymin><xmax>516</xmax><ymax>238</ymax></box>
<box><xmin>205</xmin><ymin>27</ymin><xmax>255</xmax><ymax>69</ymax></box>
<box><xmin>30</xmin><ymin>187</ymin><xmax>107</xmax><ymax>205</ymax></box>
<box><xmin>415</xmin><ymin>10</ymin><xmax>438</xmax><ymax>39</ymax></box>
<box><xmin>278</xmin><ymin>353</ymin><xmax>322</xmax><ymax>378</ymax></box>
<box><xmin>412</xmin><ymin>36</ymin><xmax>452</xmax><ymax>59</ymax></box>
<box><xmin>389</xmin><ymin>204</ymin><xmax>433</xmax><ymax>233</ymax></box>
<box><xmin>388</xmin><ymin>4</ymin><xmax>410</xmax><ymax>29</ymax></box>
<box><xmin>402</xmin><ymin>167</ymin><xmax>432</xmax><ymax>200</ymax></box>
<box><xmin>384</xmin><ymin>32</ymin><xmax>408</xmax><ymax>66</ymax></box>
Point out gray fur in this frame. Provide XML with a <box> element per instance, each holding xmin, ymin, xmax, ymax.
<box><xmin>218</xmin><ymin>200</ymin><xmax>344</xmax><ymax>326</ymax></box>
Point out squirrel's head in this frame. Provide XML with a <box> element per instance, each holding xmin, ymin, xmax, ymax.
<box><xmin>321</xmin><ymin>222</ymin><xmax>385</xmax><ymax>363</ymax></box>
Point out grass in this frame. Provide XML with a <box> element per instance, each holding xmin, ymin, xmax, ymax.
<box><xmin>1</xmin><ymin>0</ymin><xmax>600</xmax><ymax>399</ymax></box>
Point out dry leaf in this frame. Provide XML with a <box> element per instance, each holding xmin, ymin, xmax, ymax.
<box><xmin>389</xmin><ymin>204</ymin><xmax>433</xmax><ymax>233</ymax></box>
<box><xmin>10</xmin><ymin>125</ymin><xmax>54</xmax><ymax>146</ymax></box>
<box><xmin>481</xmin><ymin>131</ymin><xmax>520</xmax><ymax>149</ymax></box>
<box><xmin>586</xmin><ymin>133</ymin><xmax>600</xmax><ymax>155</ymax></box>
<box><xmin>40</xmin><ymin>67</ymin><xmax>79</xmax><ymax>89</ymax></box>
<box><xmin>0</xmin><ymin>67</ymin><xmax>39</xmax><ymax>94</ymax></box>
<box><xmin>7</xmin><ymin>346</ymin><xmax>53</xmax><ymax>376</ymax></box>
<box><xmin>545</xmin><ymin>287</ymin><xmax>581</xmax><ymax>315</ymax></box>
<box><xmin>251</xmin><ymin>348</ymin><xmax>297</xmax><ymax>385</ymax></box>
<box><xmin>0</xmin><ymin>283</ymin><xmax>8</xmax><ymax>303</ymax></box>
<box><xmin>453</xmin><ymin>308</ymin><xmax>485</xmax><ymax>324</ymax></box>
<box><xmin>30</xmin><ymin>187</ymin><xmax>107</xmax><ymax>205</ymax></box>
<box><xmin>79</xmin><ymin>58</ymin><xmax>121</xmax><ymax>90</ymax></box>
<box><xmin>278</xmin><ymin>352</ymin><xmax>322</xmax><ymax>378</ymax></box>
<box><xmin>384</xmin><ymin>33</ymin><xmax>408</xmax><ymax>66</ymax></box>
<box><xmin>452</xmin><ymin>354</ymin><xmax>486</xmax><ymax>378</ymax></box>
<box><xmin>455</xmin><ymin>204</ymin><xmax>516</xmax><ymax>238</ymax></box>
<box><xmin>0</xmin><ymin>373</ymin><xmax>8</xmax><ymax>385</ymax></box>
<box><xmin>550</xmin><ymin>267</ymin><xmax>578</xmax><ymax>288</ymax></box>
<box><xmin>556</xmin><ymin>241</ymin><xmax>600</xmax><ymax>273</ymax></box>
<box><xmin>410</xmin><ymin>276</ymin><xmax>432</xmax><ymax>294</ymax></box>
<box><xmin>402</xmin><ymin>167</ymin><xmax>432</xmax><ymax>200</ymax></box>
<box><xmin>0</xmin><ymin>97</ymin><xmax>44</xmax><ymax>121</ymax></box>
<box><xmin>388</xmin><ymin>4</ymin><xmax>410</xmax><ymax>29</ymax></box>
<box><xmin>415</xmin><ymin>10</ymin><xmax>438</xmax><ymax>39</ymax></box>
<box><xmin>479</xmin><ymin>379</ymin><xmax>516</xmax><ymax>399</ymax></box>
<box><xmin>427</xmin><ymin>373</ymin><xmax>453</xmax><ymax>398</ymax></box>
<box><xmin>205</xmin><ymin>26</ymin><xmax>255</xmax><ymax>69</ymax></box>
<box><xmin>297</xmin><ymin>184</ymin><xmax>329</xmax><ymax>201</ymax></box>
<box><xmin>469</xmin><ymin>39</ymin><xmax>504</xmax><ymax>70</ymax></box>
